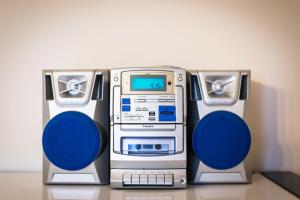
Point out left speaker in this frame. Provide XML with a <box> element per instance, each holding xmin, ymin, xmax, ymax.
<box><xmin>42</xmin><ymin>70</ymin><xmax>110</xmax><ymax>185</ymax></box>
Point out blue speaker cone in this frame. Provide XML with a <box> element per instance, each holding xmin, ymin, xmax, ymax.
<box><xmin>192</xmin><ymin>111</ymin><xmax>251</xmax><ymax>170</ymax></box>
<box><xmin>42</xmin><ymin>111</ymin><xmax>101</xmax><ymax>171</ymax></box>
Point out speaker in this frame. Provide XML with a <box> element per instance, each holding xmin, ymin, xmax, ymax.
<box><xmin>42</xmin><ymin>70</ymin><xmax>110</xmax><ymax>184</ymax></box>
<box><xmin>187</xmin><ymin>70</ymin><xmax>252</xmax><ymax>184</ymax></box>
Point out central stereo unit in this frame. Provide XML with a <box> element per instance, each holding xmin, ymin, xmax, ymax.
<box><xmin>110</xmin><ymin>66</ymin><xmax>187</xmax><ymax>188</ymax></box>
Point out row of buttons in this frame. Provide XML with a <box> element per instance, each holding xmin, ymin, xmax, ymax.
<box><xmin>123</xmin><ymin>174</ymin><xmax>173</xmax><ymax>185</ymax></box>
<box><xmin>125</xmin><ymin>116</ymin><xmax>140</xmax><ymax>120</ymax></box>
<box><xmin>136</xmin><ymin>99</ymin><xmax>175</xmax><ymax>103</ymax></box>
<box><xmin>135</xmin><ymin>107</ymin><xmax>148</xmax><ymax>111</ymax></box>
<box><xmin>125</xmin><ymin>116</ymin><xmax>155</xmax><ymax>121</ymax></box>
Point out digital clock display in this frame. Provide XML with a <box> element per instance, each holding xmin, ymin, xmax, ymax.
<box><xmin>130</xmin><ymin>75</ymin><xmax>166</xmax><ymax>91</ymax></box>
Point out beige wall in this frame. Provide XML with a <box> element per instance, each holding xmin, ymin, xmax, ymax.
<box><xmin>0</xmin><ymin>0</ymin><xmax>299</xmax><ymax>173</ymax></box>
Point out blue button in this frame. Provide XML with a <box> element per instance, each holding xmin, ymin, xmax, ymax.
<box><xmin>122</xmin><ymin>105</ymin><xmax>130</xmax><ymax>112</ymax></box>
<box><xmin>122</xmin><ymin>98</ymin><xmax>130</xmax><ymax>104</ymax></box>
<box><xmin>159</xmin><ymin>106</ymin><xmax>176</xmax><ymax>121</ymax></box>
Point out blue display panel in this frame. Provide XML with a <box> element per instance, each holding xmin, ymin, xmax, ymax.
<box><xmin>130</xmin><ymin>75</ymin><xmax>166</xmax><ymax>91</ymax></box>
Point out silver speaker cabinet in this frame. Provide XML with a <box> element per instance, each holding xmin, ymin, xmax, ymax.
<box><xmin>110</xmin><ymin>66</ymin><xmax>187</xmax><ymax>188</ymax></box>
<box><xmin>42</xmin><ymin>69</ymin><xmax>110</xmax><ymax>185</ymax></box>
<box><xmin>187</xmin><ymin>70</ymin><xmax>252</xmax><ymax>184</ymax></box>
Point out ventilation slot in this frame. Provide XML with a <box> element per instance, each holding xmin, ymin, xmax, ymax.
<box><xmin>191</xmin><ymin>75</ymin><xmax>202</xmax><ymax>101</ymax></box>
<box><xmin>92</xmin><ymin>74</ymin><xmax>103</xmax><ymax>100</ymax></box>
<box><xmin>45</xmin><ymin>75</ymin><xmax>54</xmax><ymax>100</ymax></box>
<box><xmin>239</xmin><ymin>75</ymin><xmax>248</xmax><ymax>100</ymax></box>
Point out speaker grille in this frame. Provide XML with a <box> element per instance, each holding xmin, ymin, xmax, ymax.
<box><xmin>205</xmin><ymin>75</ymin><xmax>236</xmax><ymax>98</ymax></box>
<box><xmin>192</xmin><ymin>111</ymin><xmax>251</xmax><ymax>170</ymax></box>
<box><xmin>57</xmin><ymin>75</ymin><xmax>88</xmax><ymax>98</ymax></box>
<box><xmin>42</xmin><ymin>111</ymin><xmax>101</xmax><ymax>171</ymax></box>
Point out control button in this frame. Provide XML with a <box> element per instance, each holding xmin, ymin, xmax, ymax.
<box><xmin>126</xmin><ymin>116</ymin><xmax>140</xmax><ymax>120</ymax></box>
<box><xmin>122</xmin><ymin>106</ymin><xmax>130</xmax><ymax>112</ymax></box>
<box><xmin>146</xmin><ymin>99</ymin><xmax>157</xmax><ymax>103</ymax></box>
<box><xmin>136</xmin><ymin>99</ymin><xmax>146</xmax><ymax>102</ymax></box>
<box><xmin>149</xmin><ymin>117</ymin><xmax>155</xmax><ymax>121</ymax></box>
<box><xmin>113</xmin><ymin>77</ymin><xmax>118</xmax><ymax>82</ymax></box>
<box><xmin>135</xmin><ymin>144</ymin><xmax>142</xmax><ymax>150</ymax></box>
<box><xmin>159</xmin><ymin>106</ymin><xmax>176</xmax><ymax>121</ymax></box>
<box><xmin>123</xmin><ymin>173</ymin><xmax>131</xmax><ymax>185</ymax></box>
<box><xmin>164</xmin><ymin>174</ymin><xmax>173</xmax><ymax>185</ymax></box>
<box><xmin>155</xmin><ymin>144</ymin><xmax>162</xmax><ymax>150</ymax></box>
<box><xmin>142</xmin><ymin>107</ymin><xmax>148</xmax><ymax>111</ymax></box>
<box><xmin>132</xmin><ymin>174</ymin><xmax>139</xmax><ymax>185</ymax></box>
<box><xmin>135</xmin><ymin>107</ymin><xmax>141</xmax><ymax>111</ymax></box>
<box><xmin>148</xmin><ymin>174</ymin><xmax>156</xmax><ymax>185</ymax></box>
<box><xmin>158</xmin><ymin>99</ymin><xmax>166</xmax><ymax>102</ymax></box>
<box><xmin>167</xmin><ymin>99</ymin><xmax>175</xmax><ymax>102</ymax></box>
<box><xmin>140</xmin><ymin>174</ymin><xmax>148</xmax><ymax>185</ymax></box>
<box><xmin>156</xmin><ymin>174</ymin><xmax>164</xmax><ymax>185</ymax></box>
<box><xmin>122</xmin><ymin>98</ymin><xmax>130</xmax><ymax>104</ymax></box>
<box><xmin>178</xmin><ymin>77</ymin><xmax>183</xmax><ymax>82</ymax></box>
<box><xmin>180</xmin><ymin>178</ymin><xmax>186</xmax><ymax>184</ymax></box>
<box><xmin>149</xmin><ymin>111</ymin><xmax>155</xmax><ymax>116</ymax></box>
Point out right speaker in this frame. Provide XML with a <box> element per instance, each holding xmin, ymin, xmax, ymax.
<box><xmin>187</xmin><ymin>70</ymin><xmax>252</xmax><ymax>184</ymax></box>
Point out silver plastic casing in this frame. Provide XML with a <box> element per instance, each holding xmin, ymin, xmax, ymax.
<box><xmin>187</xmin><ymin>70</ymin><xmax>252</xmax><ymax>184</ymax></box>
<box><xmin>42</xmin><ymin>69</ymin><xmax>110</xmax><ymax>185</ymax></box>
<box><xmin>110</xmin><ymin>66</ymin><xmax>187</xmax><ymax>188</ymax></box>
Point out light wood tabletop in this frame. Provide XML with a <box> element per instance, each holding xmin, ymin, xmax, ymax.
<box><xmin>0</xmin><ymin>172</ymin><xmax>297</xmax><ymax>200</ymax></box>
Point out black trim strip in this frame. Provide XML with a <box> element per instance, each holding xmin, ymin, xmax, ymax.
<box><xmin>45</xmin><ymin>75</ymin><xmax>54</xmax><ymax>100</ymax></box>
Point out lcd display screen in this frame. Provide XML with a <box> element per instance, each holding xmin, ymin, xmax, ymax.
<box><xmin>130</xmin><ymin>75</ymin><xmax>166</xmax><ymax>91</ymax></box>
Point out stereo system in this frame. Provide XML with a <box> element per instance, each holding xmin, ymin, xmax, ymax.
<box><xmin>42</xmin><ymin>67</ymin><xmax>252</xmax><ymax>187</ymax></box>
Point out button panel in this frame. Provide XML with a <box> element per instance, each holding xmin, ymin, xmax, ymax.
<box><xmin>121</xmin><ymin>95</ymin><xmax>176</xmax><ymax>123</ymax></box>
<box><xmin>123</xmin><ymin>173</ymin><xmax>174</xmax><ymax>186</ymax></box>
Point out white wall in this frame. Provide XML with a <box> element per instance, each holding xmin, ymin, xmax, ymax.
<box><xmin>0</xmin><ymin>0</ymin><xmax>299</xmax><ymax>173</ymax></box>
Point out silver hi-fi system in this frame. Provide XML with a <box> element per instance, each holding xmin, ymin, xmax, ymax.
<box><xmin>42</xmin><ymin>70</ymin><xmax>110</xmax><ymax>185</ymax></box>
<box><xmin>110</xmin><ymin>66</ymin><xmax>187</xmax><ymax>188</ymax></box>
<box><xmin>187</xmin><ymin>70</ymin><xmax>252</xmax><ymax>184</ymax></box>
